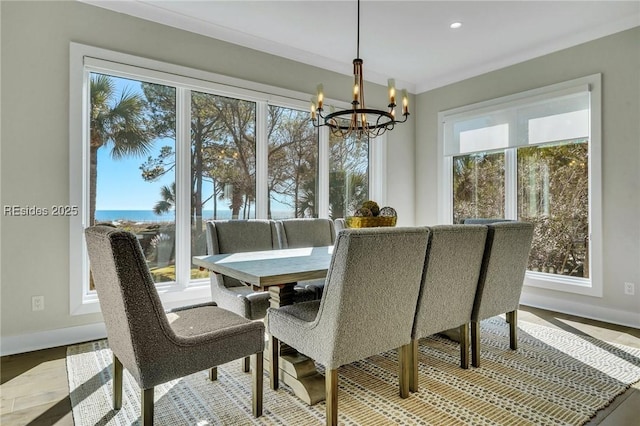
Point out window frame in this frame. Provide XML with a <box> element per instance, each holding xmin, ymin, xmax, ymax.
<box><xmin>437</xmin><ymin>74</ymin><xmax>602</xmax><ymax>297</ymax></box>
<box><xmin>69</xmin><ymin>43</ymin><xmax>385</xmax><ymax>315</ymax></box>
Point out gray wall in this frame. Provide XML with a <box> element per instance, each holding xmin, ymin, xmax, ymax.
<box><xmin>415</xmin><ymin>27</ymin><xmax>640</xmax><ymax>326</ymax></box>
<box><xmin>0</xmin><ymin>1</ymin><xmax>415</xmax><ymax>348</ymax></box>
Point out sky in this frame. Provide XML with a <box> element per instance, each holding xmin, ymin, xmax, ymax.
<box><xmin>96</xmin><ymin>143</ymin><xmax>175</xmax><ymax>210</ymax></box>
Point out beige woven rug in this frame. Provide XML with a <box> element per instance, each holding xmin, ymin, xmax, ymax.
<box><xmin>67</xmin><ymin>317</ymin><xmax>640</xmax><ymax>425</ymax></box>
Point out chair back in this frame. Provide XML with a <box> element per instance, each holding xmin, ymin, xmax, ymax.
<box><xmin>206</xmin><ymin>220</ymin><xmax>278</xmax><ymax>288</ymax></box>
<box><xmin>275</xmin><ymin>218</ymin><xmax>335</xmax><ymax>249</ymax></box>
<box><xmin>412</xmin><ymin>225</ymin><xmax>487</xmax><ymax>339</ymax></box>
<box><xmin>472</xmin><ymin>221</ymin><xmax>535</xmax><ymax>321</ymax></box>
<box><xmin>333</xmin><ymin>218</ymin><xmax>347</xmax><ymax>235</ymax></box>
<box><xmin>84</xmin><ymin>226</ymin><xmax>174</xmax><ymax>384</ymax></box>
<box><xmin>314</xmin><ymin>227</ymin><xmax>429</xmax><ymax>369</ymax></box>
<box><xmin>463</xmin><ymin>218</ymin><xmax>512</xmax><ymax>225</ymax></box>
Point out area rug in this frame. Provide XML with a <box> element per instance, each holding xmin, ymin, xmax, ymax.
<box><xmin>67</xmin><ymin>317</ymin><xmax>640</xmax><ymax>425</ymax></box>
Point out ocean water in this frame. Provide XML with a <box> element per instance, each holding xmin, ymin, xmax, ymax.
<box><xmin>95</xmin><ymin>210</ymin><xmax>231</xmax><ymax>223</ymax></box>
<box><xmin>95</xmin><ymin>210</ymin><xmax>291</xmax><ymax>222</ymax></box>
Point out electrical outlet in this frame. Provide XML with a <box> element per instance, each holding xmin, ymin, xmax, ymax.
<box><xmin>624</xmin><ymin>282</ymin><xmax>635</xmax><ymax>296</ymax></box>
<box><xmin>32</xmin><ymin>295</ymin><xmax>44</xmax><ymax>311</ymax></box>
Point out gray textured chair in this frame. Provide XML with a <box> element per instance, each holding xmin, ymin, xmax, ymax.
<box><xmin>410</xmin><ymin>225</ymin><xmax>487</xmax><ymax>392</ymax></box>
<box><xmin>206</xmin><ymin>219</ymin><xmax>315</xmax><ymax>371</ymax></box>
<box><xmin>463</xmin><ymin>218</ymin><xmax>513</xmax><ymax>224</ymax></box>
<box><xmin>205</xmin><ymin>220</ymin><xmax>279</xmax><ymax>321</ymax></box>
<box><xmin>471</xmin><ymin>221</ymin><xmax>535</xmax><ymax>367</ymax></box>
<box><xmin>333</xmin><ymin>218</ymin><xmax>347</xmax><ymax>235</ymax></box>
<box><xmin>268</xmin><ymin>227</ymin><xmax>430</xmax><ymax>426</ymax></box>
<box><xmin>85</xmin><ymin>226</ymin><xmax>264</xmax><ymax>425</ymax></box>
<box><xmin>275</xmin><ymin>218</ymin><xmax>336</xmax><ymax>296</ymax></box>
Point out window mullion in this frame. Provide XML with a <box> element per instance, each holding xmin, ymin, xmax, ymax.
<box><xmin>256</xmin><ymin>102</ymin><xmax>268</xmax><ymax>219</ymax></box>
<box><xmin>318</xmin><ymin>126</ymin><xmax>329</xmax><ymax>218</ymax></box>
<box><xmin>505</xmin><ymin>148</ymin><xmax>518</xmax><ymax>220</ymax></box>
<box><xmin>175</xmin><ymin>88</ymin><xmax>191</xmax><ymax>287</ymax></box>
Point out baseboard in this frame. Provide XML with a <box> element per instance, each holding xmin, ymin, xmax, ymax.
<box><xmin>520</xmin><ymin>291</ymin><xmax>640</xmax><ymax>329</ymax></box>
<box><xmin>1</xmin><ymin>322</ymin><xmax>107</xmax><ymax>356</ymax></box>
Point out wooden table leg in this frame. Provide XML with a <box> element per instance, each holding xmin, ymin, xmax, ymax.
<box><xmin>266</xmin><ymin>283</ymin><xmax>326</xmax><ymax>405</ymax></box>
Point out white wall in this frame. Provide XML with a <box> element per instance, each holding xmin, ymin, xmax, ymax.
<box><xmin>415</xmin><ymin>27</ymin><xmax>640</xmax><ymax>327</ymax></box>
<box><xmin>0</xmin><ymin>1</ymin><xmax>415</xmax><ymax>354</ymax></box>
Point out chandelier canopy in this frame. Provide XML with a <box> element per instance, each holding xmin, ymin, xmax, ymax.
<box><xmin>310</xmin><ymin>0</ymin><xmax>409</xmax><ymax>139</ymax></box>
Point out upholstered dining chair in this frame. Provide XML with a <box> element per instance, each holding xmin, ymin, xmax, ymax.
<box><xmin>410</xmin><ymin>224</ymin><xmax>487</xmax><ymax>392</ymax></box>
<box><xmin>470</xmin><ymin>221</ymin><xmax>535</xmax><ymax>367</ymax></box>
<box><xmin>267</xmin><ymin>227</ymin><xmax>430</xmax><ymax>426</ymax></box>
<box><xmin>463</xmin><ymin>218</ymin><xmax>513</xmax><ymax>225</ymax></box>
<box><xmin>275</xmin><ymin>218</ymin><xmax>336</xmax><ymax>296</ymax></box>
<box><xmin>85</xmin><ymin>226</ymin><xmax>264</xmax><ymax>425</ymax></box>
<box><xmin>205</xmin><ymin>219</ymin><xmax>316</xmax><ymax>371</ymax></box>
<box><xmin>333</xmin><ymin>218</ymin><xmax>346</xmax><ymax>235</ymax></box>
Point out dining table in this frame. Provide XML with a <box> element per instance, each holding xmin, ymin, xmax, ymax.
<box><xmin>193</xmin><ymin>245</ymin><xmax>333</xmax><ymax>405</ymax></box>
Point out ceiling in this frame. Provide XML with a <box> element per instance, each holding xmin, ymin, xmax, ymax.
<box><xmin>81</xmin><ymin>1</ymin><xmax>639</xmax><ymax>94</ymax></box>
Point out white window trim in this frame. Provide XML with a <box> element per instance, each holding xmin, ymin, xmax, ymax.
<box><xmin>437</xmin><ymin>74</ymin><xmax>602</xmax><ymax>297</ymax></box>
<box><xmin>69</xmin><ymin>42</ymin><xmax>382</xmax><ymax>314</ymax></box>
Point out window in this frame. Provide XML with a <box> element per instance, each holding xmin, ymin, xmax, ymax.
<box><xmin>70</xmin><ymin>44</ymin><xmax>382</xmax><ymax>314</ymax></box>
<box><xmin>267</xmin><ymin>106</ymin><xmax>318</xmax><ymax>219</ymax></box>
<box><xmin>440</xmin><ymin>75</ymin><xmax>602</xmax><ymax>296</ymax></box>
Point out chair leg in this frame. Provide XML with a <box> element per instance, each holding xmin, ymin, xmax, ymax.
<box><xmin>242</xmin><ymin>356</ymin><xmax>251</xmax><ymax>373</ymax></box>
<box><xmin>471</xmin><ymin>321</ymin><xmax>481</xmax><ymax>368</ymax></box>
<box><xmin>409</xmin><ymin>339</ymin><xmax>419</xmax><ymax>392</ymax></box>
<box><xmin>270</xmin><ymin>335</ymin><xmax>280</xmax><ymax>390</ymax></box>
<box><xmin>251</xmin><ymin>352</ymin><xmax>264</xmax><ymax>417</ymax></box>
<box><xmin>460</xmin><ymin>323</ymin><xmax>470</xmax><ymax>369</ymax></box>
<box><xmin>325</xmin><ymin>368</ymin><xmax>338</xmax><ymax>426</ymax></box>
<box><xmin>508</xmin><ymin>310</ymin><xmax>518</xmax><ymax>350</ymax></box>
<box><xmin>398</xmin><ymin>344</ymin><xmax>411</xmax><ymax>398</ymax></box>
<box><xmin>112</xmin><ymin>354</ymin><xmax>123</xmax><ymax>410</ymax></box>
<box><xmin>209</xmin><ymin>367</ymin><xmax>218</xmax><ymax>381</ymax></box>
<box><xmin>141</xmin><ymin>387</ymin><xmax>154</xmax><ymax>426</ymax></box>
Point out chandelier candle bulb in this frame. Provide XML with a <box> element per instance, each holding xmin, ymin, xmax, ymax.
<box><xmin>310</xmin><ymin>97</ymin><xmax>317</xmax><ymax>120</ymax></box>
<box><xmin>388</xmin><ymin>79</ymin><xmax>396</xmax><ymax>105</ymax></box>
<box><xmin>316</xmin><ymin>84</ymin><xmax>324</xmax><ymax>109</ymax></box>
<box><xmin>402</xmin><ymin>89</ymin><xmax>409</xmax><ymax>115</ymax></box>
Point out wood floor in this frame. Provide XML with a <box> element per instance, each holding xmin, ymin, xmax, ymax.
<box><xmin>1</xmin><ymin>306</ymin><xmax>639</xmax><ymax>425</ymax></box>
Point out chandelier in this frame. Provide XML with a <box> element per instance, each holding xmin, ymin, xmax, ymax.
<box><xmin>310</xmin><ymin>0</ymin><xmax>409</xmax><ymax>139</ymax></box>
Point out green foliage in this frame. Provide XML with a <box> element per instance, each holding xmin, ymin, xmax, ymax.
<box><xmin>153</xmin><ymin>182</ymin><xmax>176</xmax><ymax>215</ymax></box>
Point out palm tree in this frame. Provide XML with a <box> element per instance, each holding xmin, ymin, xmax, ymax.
<box><xmin>153</xmin><ymin>182</ymin><xmax>176</xmax><ymax>215</ymax></box>
<box><xmin>90</xmin><ymin>74</ymin><xmax>152</xmax><ymax>225</ymax></box>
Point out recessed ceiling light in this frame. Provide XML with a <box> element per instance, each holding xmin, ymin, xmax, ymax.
<box><xmin>450</xmin><ymin>22</ymin><xmax>462</xmax><ymax>29</ymax></box>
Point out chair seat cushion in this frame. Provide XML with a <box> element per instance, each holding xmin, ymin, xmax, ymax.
<box><xmin>167</xmin><ymin>304</ymin><xmax>259</xmax><ymax>340</ymax></box>
<box><xmin>162</xmin><ymin>304</ymin><xmax>265</xmax><ymax>376</ymax></box>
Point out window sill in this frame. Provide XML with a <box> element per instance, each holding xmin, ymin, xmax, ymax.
<box><xmin>524</xmin><ymin>271</ymin><xmax>602</xmax><ymax>297</ymax></box>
